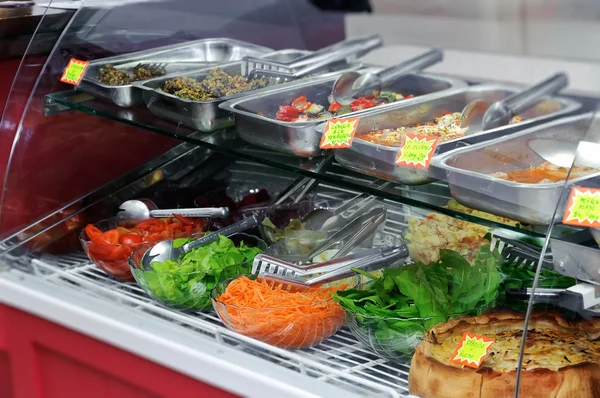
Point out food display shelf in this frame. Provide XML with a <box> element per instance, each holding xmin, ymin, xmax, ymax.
<box><xmin>42</xmin><ymin>89</ymin><xmax>584</xmax><ymax>242</ymax></box>
<box><xmin>0</xmin><ymin>153</ymin><xmax>427</xmax><ymax>397</ymax></box>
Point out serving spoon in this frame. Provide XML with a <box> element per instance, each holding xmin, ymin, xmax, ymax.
<box><xmin>139</xmin><ymin>214</ymin><xmax>262</xmax><ymax>270</ymax></box>
<box><xmin>460</xmin><ymin>73</ymin><xmax>569</xmax><ymax>135</ymax></box>
<box><xmin>331</xmin><ymin>49</ymin><xmax>443</xmax><ymax>106</ymax></box>
<box><xmin>117</xmin><ymin>199</ymin><xmax>229</xmax><ymax>220</ymax></box>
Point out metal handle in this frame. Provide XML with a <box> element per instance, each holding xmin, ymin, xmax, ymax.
<box><xmin>376</xmin><ymin>49</ymin><xmax>443</xmax><ymax>83</ymax></box>
<box><xmin>293</xmin><ymin>37</ymin><xmax>384</xmax><ymax>78</ymax></box>
<box><xmin>150</xmin><ymin>207</ymin><xmax>230</xmax><ymax>218</ymax></box>
<box><xmin>502</xmin><ymin>73</ymin><xmax>568</xmax><ymax>114</ymax></box>
<box><xmin>182</xmin><ymin>214</ymin><xmax>261</xmax><ymax>252</ymax></box>
<box><xmin>306</xmin><ymin>245</ymin><xmax>408</xmax><ymax>286</ymax></box>
<box><xmin>289</xmin><ymin>35</ymin><xmax>383</xmax><ymax>69</ymax></box>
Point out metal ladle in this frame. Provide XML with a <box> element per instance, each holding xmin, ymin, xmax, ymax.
<box><xmin>460</xmin><ymin>73</ymin><xmax>569</xmax><ymax>135</ymax></box>
<box><xmin>139</xmin><ymin>214</ymin><xmax>262</xmax><ymax>270</ymax></box>
<box><xmin>331</xmin><ymin>48</ymin><xmax>443</xmax><ymax>106</ymax></box>
<box><xmin>118</xmin><ymin>199</ymin><xmax>229</xmax><ymax>220</ymax></box>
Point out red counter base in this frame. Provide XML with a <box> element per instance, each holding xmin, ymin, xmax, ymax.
<box><xmin>0</xmin><ymin>304</ymin><xmax>239</xmax><ymax>398</ymax></box>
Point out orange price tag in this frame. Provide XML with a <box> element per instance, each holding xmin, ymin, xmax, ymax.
<box><xmin>60</xmin><ymin>58</ymin><xmax>89</xmax><ymax>86</ymax></box>
<box><xmin>450</xmin><ymin>333</ymin><xmax>494</xmax><ymax>369</ymax></box>
<box><xmin>394</xmin><ymin>134</ymin><xmax>439</xmax><ymax>169</ymax></box>
<box><xmin>563</xmin><ymin>187</ymin><xmax>600</xmax><ymax>227</ymax></box>
<box><xmin>319</xmin><ymin>117</ymin><xmax>359</xmax><ymax>149</ymax></box>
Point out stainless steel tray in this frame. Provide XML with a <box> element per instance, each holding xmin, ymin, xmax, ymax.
<box><xmin>432</xmin><ymin>113</ymin><xmax>600</xmax><ymax>225</ymax></box>
<box><xmin>220</xmin><ymin>72</ymin><xmax>466</xmax><ymax>157</ymax></box>
<box><xmin>134</xmin><ymin>50</ymin><xmax>359</xmax><ymax>132</ymax></box>
<box><xmin>326</xmin><ymin>83</ymin><xmax>582</xmax><ymax>185</ymax></box>
<box><xmin>77</xmin><ymin>38</ymin><xmax>274</xmax><ymax>107</ymax></box>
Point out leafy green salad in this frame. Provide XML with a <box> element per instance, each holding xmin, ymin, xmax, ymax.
<box><xmin>332</xmin><ymin>245</ymin><xmax>502</xmax><ymax>356</ymax></box>
<box><xmin>135</xmin><ymin>235</ymin><xmax>263</xmax><ymax>310</ymax></box>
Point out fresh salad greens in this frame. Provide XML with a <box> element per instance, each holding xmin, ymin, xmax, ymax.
<box><xmin>135</xmin><ymin>235</ymin><xmax>263</xmax><ymax>310</ymax></box>
<box><xmin>333</xmin><ymin>245</ymin><xmax>502</xmax><ymax>356</ymax></box>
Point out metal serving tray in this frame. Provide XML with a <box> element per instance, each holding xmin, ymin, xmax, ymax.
<box><xmin>220</xmin><ymin>72</ymin><xmax>466</xmax><ymax>157</ymax></box>
<box><xmin>77</xmin><ymin>38</ymin><xmax>274</xmax><ymax>107</ymax></box>
<box><xmin>327</xmin><ymin>83</ymin><xmax>582</xmax><ymax>185</ymax></box>
<box><xmin>432</xmin><ymin>113</ymin><xmax>600</xmax><ymax>225</ymax></box>
<box><xmin>134</xmin><ymin>50</ymin><xmax>360</xmax><ymax>132</ymax></box>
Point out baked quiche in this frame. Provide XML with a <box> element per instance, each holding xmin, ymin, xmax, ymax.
<box><xmin>409</xmin><ymin>310</ymin><xmax>600</xmax><ymax>398</ymax></box>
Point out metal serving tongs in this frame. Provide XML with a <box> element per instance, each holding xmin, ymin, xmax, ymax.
<box><xmin>273</xmin><ymin>206</ymin><xmax>387</xmax><ymax>264</ymax></box>
<box><xmin>506</xmin><ymin>286</ymin><xmax>600</xmax><ymax>317</ymax></box>
<box><xmin>242</xmin><ymin>35</ymin><xmax>383</xmax><ymax>84</ymax></box>
<box><xmin>252</xmin><ymin>244</ymin><xmax>408</xmax><ymax>290</ymax></box>
<box><xmin>241</xmin><ymin>35</ymin><xmax>382</xmax><ymax>76</ymax></box>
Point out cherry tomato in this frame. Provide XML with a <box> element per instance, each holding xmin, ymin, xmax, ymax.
<box><xmin>291</xmin><ymin>95</ymin><xmax>311</xmax><ymax>112</ymax></box>
<box><xmin>85</xmin><ymin>225</ymin><xmax>105</xmax><ymax>244</ymax></box>
<box><xmin>328</xmin><ymin>102</ymin><xmax>343</xmax><ymax>113</ymax></box>
<box><xmin>276</xmin><ymin>105</ymin><xmax>299</xmax><ymax>122</ymax></box>
<box><xmin>120</xmin><ymin>233</ymin><xmax>143</xmax><ymax>245</ymax></box>
<box><xmin>102</xmin><ymin>230</ymin><xmax>120</xmax><ymax>244</ymax></box>
<box><xmin>405</xmin><ymin>94</ymin><xmax>414</xmax><ymax>99</ymax></box>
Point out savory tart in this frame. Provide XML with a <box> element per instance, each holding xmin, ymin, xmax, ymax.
<box><xmin>409</xmin><ymin>310</ymin><xmax>600</xmax><ymax>398</ymax></box>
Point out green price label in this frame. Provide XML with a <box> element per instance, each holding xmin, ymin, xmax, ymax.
<box><xmin>320</xmin><ymin>118</ymin><xmax>359</xmax><ymax>149</ymax></box>
<box><xmin>451</xmin><ymin>333</ymin><xmax>494</xmax><ymax>369</ymax></box>
<box><xmin>61</xmin><ymin>59</ymin><xmax>89</xmax><ymax>85</ymax></box>
<box><xmin>395</xmin><ymin>134</ymin><xmax>439</xmax><ymax>169</ymax></box>
<box><xmin>563</xmin><ymin>187</ymin><xmax>600</xmax><ymax>227</ymax></box>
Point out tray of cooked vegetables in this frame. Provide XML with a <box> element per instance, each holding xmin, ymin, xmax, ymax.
<box><xmin>323</xmin><ymin>83</ymin><xmax>581</xmax><ymax>185</ymax></box>
<box><xmin>220</xmin><ymin>71</ymin><xmax>466</xmax><ymax>157</ymax></box>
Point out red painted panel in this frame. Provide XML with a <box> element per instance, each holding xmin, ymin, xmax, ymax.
<box><xmin>36</xmin><ymin>345</ymin><xmax>159</xmax><ymax>398</ymax></box>
<box><xmin>0</xmin><ymin>351</ymin><xmax>13</xmax><ymax>398</ymax></box>
<box><xmin>1</xmin><ymin>304</ymin><xmax>240</xmax><ymax>398</ymax></box>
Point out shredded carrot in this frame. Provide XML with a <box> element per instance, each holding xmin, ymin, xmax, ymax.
<box><xmin>215</xmin><ymin>276</ymin><xmax>347</xmax><ymax>348</ymax></box>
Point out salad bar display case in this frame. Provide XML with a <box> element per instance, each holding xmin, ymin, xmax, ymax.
<box><xmin>3</xmin><ymin>2</ymin><xmax>600</xmax><ymax>398</ymax></box>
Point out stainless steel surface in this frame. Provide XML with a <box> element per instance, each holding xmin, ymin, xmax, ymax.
<box><xmin>140</xmin><ymin>216</ymin><xmax>261</xmax><ymax>269</ymax></box>
<box><xmin>433</xmin><ymin>114</ymin><xmax>600</xmax><ymax>225</ymax></box>
<box><xmin>551</xmin><ymin>238</ymin><xmax>600</xmax><ymax>284</ymax></box>
<box><xmin>330</xmin><ymin>83</ymin><xmax>582</xmax><ymax>185</ymax></box>
<box><xmin>481</xmin><ymin>73</ymin><xmax>569</xmax><ymax>131</ymax></box>
<box><xmin>135</xmin><ymin>50</ymin><xmax>332</xmax><ymax>132</ymax></box>
<box><xmin>332</xmin><ymin>49</ymin><xmax>443</xmax><ymax>105</ymax></box>
<box><xmin>221</xmin><ymin>72</ymin><xmax>466</xmax><ymax>157</ymax></box>
<box><xmin>528</xmin><ymin>139</ymin><xmax>580</xmax><ymax>168</ymax></box>
<box><xmin>459</xmin><ymin>100</ymin><xmax>489</xmax><ymax>134</ymax></box>
<box><xmin>77</xmin><ymin>38</ymin><xmax>274</xmax><ymax>107</ymax></box>
<box><xmin>117</xmin><ymin>199</ymin><xmax>229</xmax><ymax>219</ymax></box>
<box><xmin>246</xmin><ymin>35</ymin><xmax>382</xmax><ymax>83</ymax></box>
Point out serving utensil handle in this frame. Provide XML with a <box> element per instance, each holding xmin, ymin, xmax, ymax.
<box><xmin>182</xmin><ymin>214</ymin><xmax>262</xmax><ymax>252</ymax></box>
<box><xmin>377</xmin><ymin>49</ymin><xmax>443</xmax><ymax>83</ymax></box>
<box><xmin>502</xmin><ymin>73</ymin><xmax>568</xmax><ymax>114</ymax></box>
<box><xmin>150</xmin><ymin>207</ymin><xmax>230</xmax><ymax>218</ymax></box>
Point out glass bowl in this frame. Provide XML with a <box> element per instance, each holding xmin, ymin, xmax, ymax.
<box><xmin>80</xmin><ymin>217</ymin><xmax>208</xmax><ymax>281</ymax></box>
<box><xmin>130</xmin><ymin>233</ymin><xmax>266</xmax><ymax>311</ymax></box>
<box><xmin>343</xmin><ymin>281</ymin><xmax>497</xmax><ymax>360</ymax></box>
<box><xmin>211</xmin><ymin>273</ymin><xmax>354</xmax><ymax>349</ymax></box>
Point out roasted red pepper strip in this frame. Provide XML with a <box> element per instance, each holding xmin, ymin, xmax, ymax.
<box><xmin>328</xmin><ymin>102</ymin><xmax>343</xmax><ymax>113</ymax></box>
<box><xmin>350</xmin><ymin>97</ymin><xmax>377</xmax><ymax>112</ymax></box>
<box><xmin>291</xmin><ymin>95</ymin><xmax>311</xmax><ymax>112</ymax></box>
<box><xmin>276</xmin><ymin>105</ymin><xmax>300</xmax><ymax>122</ymax></box>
